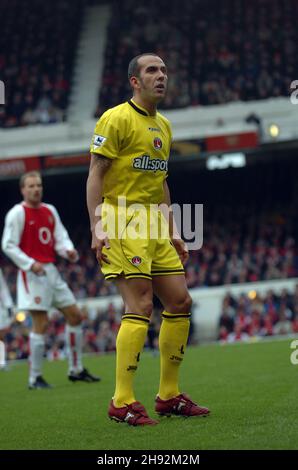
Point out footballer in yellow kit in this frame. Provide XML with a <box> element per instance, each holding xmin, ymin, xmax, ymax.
<box><xmin>90</xmin><ymin>98</ymin><xmax>184</xmax><ymax>280</ymax></box>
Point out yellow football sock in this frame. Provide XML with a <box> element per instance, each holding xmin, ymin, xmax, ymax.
<box><xmin>113</xmin><ymin>313</ymin><xmax>149</xmax><ymax>408</ymax></box>
<box><xmin>158</xmin><ymin>311</ymin><xmax>190</xmax><ymax>400</ymax></box>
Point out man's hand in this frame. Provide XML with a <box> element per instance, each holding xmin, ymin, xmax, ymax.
<box><xmin>30</xmin><ymin>262</ymin><xmax>45</xmax><ymax>276</ymax></box>
<box><xmin>66</xmin><ymin>249</ymin><xmax>79</xmax><ymax>263</ymax></box>
<box><xmin>91</xmin><ymin>229</ymin><xmax>110</xmax><ymax>266</ymax></box>
<box><xmin>171</xmin><ymin>238</ymin><xmax>189</xmax><ymax>265</ymax></box>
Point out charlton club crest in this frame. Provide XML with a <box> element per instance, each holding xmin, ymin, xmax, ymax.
<box><xmin>131</xmin><ymin>256</ymin><xmax>142</xmax><ymax>265</ymax></box>
<box><xmin>153</xmin><ymin>137</ymin><xmax>162</xmax><ymax>150</ymax></box>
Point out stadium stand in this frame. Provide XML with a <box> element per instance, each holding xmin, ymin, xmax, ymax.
<box><xmin>0</xmin><ymin>0</ymin><xmax>84</xmax><ymax>128</ymax></box>
<box><xmin>1</xmin><ymin>205</ymin><xmax>297</xmax><ymax>299</ymax></box>
<box><xmin>4</xmin><ymin>283</ymin><xmax>298</xmax><ymax>360</ymax></box>
<box><xmin>95</xmin><ymin>0</ymin><xmax>298</xmax><ymax>116</ymax></box>
<box><xmin>2</xmin><ymin>0</ymin><xmax>297</xmax><ymax>124</ymax></box>
<box><xmin>218</xmin><ymin>286</ymin><xmax>298</xmax><ymax>342</ymax></box>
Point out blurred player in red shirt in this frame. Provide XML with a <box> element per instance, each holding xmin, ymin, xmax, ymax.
<box><xmin>2</xmin><ymin>171</ymin><xmax>100</xmax><ymax>388</ymax></box>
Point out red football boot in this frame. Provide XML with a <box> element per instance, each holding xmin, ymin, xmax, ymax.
<box><xmin>155</xmin><ymin>393</ymin><xmax>210</xmax><ymax>417</ymax></box>
<box><xmin>108</xmin><ymin>400</ymin><xmax>159</xmax><ymax>426</ymax></box>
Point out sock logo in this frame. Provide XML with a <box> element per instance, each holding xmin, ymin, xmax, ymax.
<box><xmin>136</xmin><ymin>352</ymin><xmax>140</xmax><ymax>362</ymax></box>
<box><xmin>127</xmin><ymin>365</ymin><xmax>138</xmax><ymax>371</ymax></box>
<box><xmin>180</xmin><ymin>345</ymin><xmax>185</xmax><ymax>355</ymax></box>
<box><xmin>170</xmin><ymin>355</ymin><xmax>183</xmax><ymax>362</ymax></box>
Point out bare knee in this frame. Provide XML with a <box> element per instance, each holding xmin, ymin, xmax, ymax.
<box><xmin>0</xmin><ymin>329</ymin><xmax>7</xmax><ymax>341</ymax></box>
<box><xmin>125</xmin><ymin>284</ymin><xmax>153</xmax><ymax>316</ymax></box>
<box><xmin>139</xmin><ymin>297</ymin><xmax>154</xmax><ymax>317</ymax></box>
<box><xmin>61</xmin><ymin>305</ymin><xmax>82</xmax><ymax>326</ymax></box>
<box><xmin>126</xmin><ymin>297</ymin><xmax>153</xmax><ymax>317</ymax></box>
<box><xmin>124</xmin><ymin>288</ymin><xmax>153</xmax><ymax>317</ymax></box>
<box><xmin>31</xmin><ymin>312</ymin><xmax>48</xmax><ymax>334</ymax></box>
<box><xmin>66</xmin><ymin>311</ymin><xmax>82</xmax><ymax>326</ymax></box>
<box><xmin>117</xmin><ymin>277</ymin><xmax>153</xmax><ymax>317</ymax></box>
<box><xmin>167</xmin><ymin>292</ymin><xmax>192</xmax><ymax>314</ymax></box>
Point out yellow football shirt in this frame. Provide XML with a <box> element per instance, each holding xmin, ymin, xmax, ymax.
<box><xmin>90</xmin><ymin>99</ymin><xmax>172</xmax><ymax>205</ymax></box>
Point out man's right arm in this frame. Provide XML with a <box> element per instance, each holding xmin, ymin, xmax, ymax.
<box><xmin>86</xmin><ymin>153</ymin><xmax>112</xmax><ymax>264</ymax></box>
<box><xmin>1</xmin><ymin>206</ymin><xmax>36</xmax><ymax>272</ymax></box>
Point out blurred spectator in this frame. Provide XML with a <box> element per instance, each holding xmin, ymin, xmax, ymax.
<box><xmin>227</xmin><ymin>323</ymin><xmax>250</xmax><ymax>343</ymax></box>
<box><xmin>218</xmin><ymin>286</ymin><xmax>298</xmax><ymax>342</ymax></box>
<box><xmin>273</xmin><ymin>310</ymin><xmax>292</xmax><ymax>336</ymax></box>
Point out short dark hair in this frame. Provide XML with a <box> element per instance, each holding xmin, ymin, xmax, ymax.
<box><xmin>128</xmin><ymin>53</ymin><xmax>159</xmax><ymax>80</ymax></box>
<box><xmin>20</xmin><ymin>171</ymin><xmax>42</xmax><ymax>188</ymax></box>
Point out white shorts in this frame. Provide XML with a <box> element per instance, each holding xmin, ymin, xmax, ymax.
<box><xmin>17</xmin><ymin>263</ymin><xmax>76</xmax><ymax>312</ymax></box>
<box><xmin>0</xmin><ymin>307</ymin><xmax>11</xmax><ymax>330</ymax></box>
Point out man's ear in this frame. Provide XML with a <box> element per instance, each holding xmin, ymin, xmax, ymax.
<box><xmin>130</xmin><ymin>76</ymin><xmax>140</xmax><ymax>90</ymax></box>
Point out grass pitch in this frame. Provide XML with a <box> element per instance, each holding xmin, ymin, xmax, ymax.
<box><xmin>0</xmin><ymin>339</ymin><xmax>297</xmax><ymax>450</ymax></box>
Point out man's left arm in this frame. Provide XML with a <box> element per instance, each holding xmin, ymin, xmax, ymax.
<box><xmin>160</xmin><ymin>180</ymin><xmax>189</xmax><ymax>265</ymax></box>
<box><xmin>49</xmin><ymin>205</ymin><xmax>79</xmax><ymax>263</ymax></box>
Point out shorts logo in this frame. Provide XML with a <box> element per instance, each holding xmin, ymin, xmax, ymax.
<box><xmin>93</xmin><ymin>134</ymin><xmax>107</xmax><ymax>147</ymax></box>
<box><xmin>153</xmin><ymin>137</ymin><xmax>162</xmax><ymax>150</ymax></box>
<box><xmin>34</xmin><ymin>296</ymin><xmax>41</xmax><ymax>304</ymax></box>
<box><xmin>131</xmin><ymin>256</ymin><xmax>142</xmax><ymax>265</ymax></box>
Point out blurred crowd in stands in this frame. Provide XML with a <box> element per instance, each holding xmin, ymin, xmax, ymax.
<box><xmin>2</xmin><ymin>206</ymin><xmax>297</xmax><ymax>358</ymax></box>
<box><xmin>218</xmin><ymin>286</ymin><xmax>298</xmax><ymax>342</ymax></box>
<box><xmin>186</xmin><ymin>212</ymin><xmax>298</xmax><ymax>288</ymax></box>
<box><xmin>0</xmin><ymin>0</ymin><xmax>83</xmax><ymax>127</ymax></box>
<box><xmin>4</xmin><ymin>302</ymin><xmax>123</xmax><ymax>361</ymax></box>
<box><xmin>1</xmin><ymin>0</ymin><xmax>297</xmax><ymax>127</ymax></box>
<box><xmin>4</xmin><ymin>284</ymin><xmax>298</xmax><ymax>361</ymax></box>
<box><xmin>4</xmin><ymin>300</ymin><xmax>182</xmax><ymax>361</ymax></box>
<box><xmin>3</xmin><ymin>208</ymin><xmax>297</xmax><ymax>301</ymax></box>
<box><xmin>95</xmin><ymin>0</ymin><xmax>297</xmax><ymax>116</ymax></box>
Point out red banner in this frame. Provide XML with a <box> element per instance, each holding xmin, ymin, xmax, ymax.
<box><xmin>44</xmin><ymin>154</ymin><xmax>89</xmax><ymax>169</ymax></box>
<box><xmin>0</xmin><ymin>157</ymin><xmax>40</xmax><ymax>177</ymax></box>
<box><xmin>206</xmin><ymin>132</ymin><xmax>258</xmax><ymax>152</ymax></box>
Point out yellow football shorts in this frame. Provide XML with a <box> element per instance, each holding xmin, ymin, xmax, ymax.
<box><xmin>100</xmin><ymin>201</ymin><xmax>184</xmax><ymax>281</ymax></box>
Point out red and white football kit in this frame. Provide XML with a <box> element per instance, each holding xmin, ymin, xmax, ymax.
<box><xmin>2</xmin><ymin>203</ymin><xmax>76</xmax><ymax>311</ymax></box>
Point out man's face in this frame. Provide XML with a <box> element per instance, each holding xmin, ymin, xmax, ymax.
<box><xmin>133</xmin><ymin>55</ymin><xmax>168</xmax><ymax>102</ymax></box>
<box><xmin>21</xmin><ymin>176</ymin><xmax>43</xmax><ymax>205</ymax></box>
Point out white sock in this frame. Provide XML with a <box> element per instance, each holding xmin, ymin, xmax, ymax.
<box><xmin>29</xmin><ymin>332</ymin><xmax>45</xmax><ymax>383</ymax></box>
<box><xmin>65</xmin><ymin>324</ymin><xmax>83</xmax><ymax>374</ymax></box>
<box><xmin>0</xmin><ymin>339</ymin><xmax>6</xmax><ymax>368</ymax></box>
